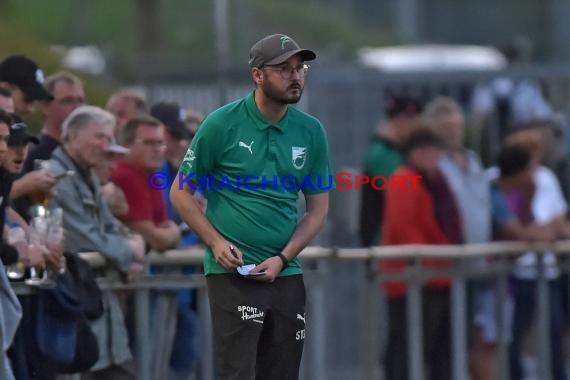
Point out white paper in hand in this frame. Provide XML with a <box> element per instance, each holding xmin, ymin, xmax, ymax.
<box><xmin>237</xmin><ymin>264</ymin><xmax>266</xmax><ymax>276</ymax></box>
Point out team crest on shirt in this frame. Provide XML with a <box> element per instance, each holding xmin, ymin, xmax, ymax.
<box><xmin>183</xmin><ymin>149</ymin><xmax>196</xmax><ymax>168</ymax></box>
<box><xmin>292</xmin><ymin>147</ymin><xmax>306</xmax><ymax>170</ymax></box>
<box><xmin>185</xmin><ymin>149</ymin><xmax>196</xmax><ymax>162</ymax></box>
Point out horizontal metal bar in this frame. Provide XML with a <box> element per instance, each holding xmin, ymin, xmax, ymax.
<box><xmin>14</xmin><ymin>241</ymin><xmax>570</xmax><ymax>296</ymax></box>
<box><xmin>78</xmin><ymin>240</ymin><xmax>570</xmax><ymax>268</ymax></box>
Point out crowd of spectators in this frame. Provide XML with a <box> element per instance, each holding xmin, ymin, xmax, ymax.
<box><xmin>0</xmin><ymin>45</ymin><xmax>567</xmax><ymax>380</ymax></box>
<box><xmin>0</xmin><ymin>54</ymin><xmax>204</xmax><ymax>380</ymax></box>
<box><xmin>361</xmin><ymin>79</ymin><xmax>569</xmax><ymax>379</ymax></box>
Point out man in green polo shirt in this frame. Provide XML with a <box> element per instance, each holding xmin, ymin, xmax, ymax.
<box><xmin>170</xmin><ymin>33</ymin><xmax>333</xmax><ymax>380</ymax></box>
<box><xmin>359</xmin><ymin>95</ymin><xmax>423</xmax><ymax>246</ymax></box>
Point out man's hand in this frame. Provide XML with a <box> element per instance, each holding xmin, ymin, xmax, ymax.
<box><xmin>11</xmin><ymin>170</ymin><xmax>57</xmax><ymax>200</ymax></box>
<box><xmin>527</xmin><ymin>225</ymin><xmax>557</xmax><ymax>242</ymax></box>
<box><xmin>127</xmin><ymin>261</ymin><xmax>144</xmax><ymax>282</ymax></box>
<box><xmin>25</xmin><ymin>244</ymin><xmax>47</xmax><ymax>266</ymax></box>
<box><xmin>45</xmin><ymin>239</ymin><xmax>64</xmax><ymax>271</ymax></box>
<box><xmin>10</xmin><ymin>239</ymin><xmax>27</xmax><ymax>261</ymax></box>
<box><xmin>101</xmin><ymin>183</ymin><xmax>129</xmax><ymax>217</ymax></box>
<box><xmin>561</xmin><ymin>221</ymin><xmax>570</xmax><ymax>239</ymax></box>
<box><xmin>25</xmin><ymin>170</ymin><xmax>57</xmax><ymax>192</ymax></box>
<box><xmin>127</xmin><ymin>234</ymin><xmax>146</xmax><ymax>263</ymax></box>
<box><xmin>247</xmin><ymin>256</ymin><xmax>284</xmax><ymax>283</ymax></box>
<box><xmin>211</xmin><ymin>240</ymin><xmax>243</xmax><ymax>270</ymax></box>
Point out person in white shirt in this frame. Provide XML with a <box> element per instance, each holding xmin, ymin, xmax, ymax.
<box><xmin>424</xmin><ymin>97</ymin><xmax>500</xmax><ymax>380</ymax></box>
<box><xmin>488</xmin><ymin>129</ymin><xmax>567</xmax><ymax>380</ymax></box>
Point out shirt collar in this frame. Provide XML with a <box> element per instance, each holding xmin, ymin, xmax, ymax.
<box><xmin>244</xmin><ymin>90</ymin><xmax>288</xmax><ymax>133</ymax></box>
<box><xmin>441</xmin><ymin>150</ymin><xmax>480</xmax><ymax>174</ymax></box>
<box><xmin>61</xmin><ymin>147</ymin><xmax>91</xmax><ymax>179</ymax></box>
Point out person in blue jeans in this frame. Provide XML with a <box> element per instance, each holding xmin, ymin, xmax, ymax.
<box><xmin>509</xmin><ymin>277</ymin><xmax>565</xmax><ymax>380</ymax></box>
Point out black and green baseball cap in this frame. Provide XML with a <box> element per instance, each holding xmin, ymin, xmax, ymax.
<box><xmin>249</xmin><ymin>34</ymin><xmax>316</xmax><ymax>68</ymax></box>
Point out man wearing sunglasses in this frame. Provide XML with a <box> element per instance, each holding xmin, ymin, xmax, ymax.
<box><xmin>171</xmin><ymin>34</ymin><xmax>333</xmax><ymax>379</ymax></box>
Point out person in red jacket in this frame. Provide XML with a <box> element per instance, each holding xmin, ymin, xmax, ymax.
<box><xmin>381</xmin><ymin>128</ymin><xmax>455</xmax><ymax>380</ymax></box>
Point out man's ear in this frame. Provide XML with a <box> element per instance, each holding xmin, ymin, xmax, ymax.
<box><xmin>66</xmin><ymin>127</ymin><xmax>78</xmax><ymax>143</ymax></box>
<box><xmin>252</xmin><ymin>68</ymin><xmax>263</xmax><ymax>86</ymax></box>
<box><xmin>38</xmin><ymin>100</ymin><xmax>52</xmax><ymax>117</ymax></box>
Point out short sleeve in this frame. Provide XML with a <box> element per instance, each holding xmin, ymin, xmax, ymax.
<box><xmin>178</xmin><ymin>118</ymin><xmax>220</xmax><ymax>186</ymax></box>
<box><xmin>303</xmin><ymin>122</ymin><xmax>334</xmax><ymax>195</ymax></box>
<box><xmin>532</xmin><ymin>166</ymin><xmax>567</xmax><ymax>223</ymax></box>
<box><xmin>112</xmin><ymin>170</ymin><xmax>153</xmax><ymax>223</ymax></box>
<box><xmin>491</xmin><ymin>185</ymin><xmax>515</xmax><ymax>227</ymax></box>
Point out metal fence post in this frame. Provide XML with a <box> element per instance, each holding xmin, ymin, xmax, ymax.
<box><xmin>363</xmin><ymin>258</ymin><xmax>380</xmax><ymax>380</ymax></box>
<box><xmin>198</xmin><ymin>285</ymin><xmax>214</xmax><ymax>380</ymax></box>
<box><xmin>0</xmin><ymin>303</ymin><xmax>5</xmax><ymax>380</ymax></box>
<box><xmin>451</xmin><ymin>259</ymin><xmax>468</xmax><ymax>380</ymax></box>
<box><xmin>495</xmin><ymin>257</ymin><xmax>510</xmax><ymax>380</ymax></box>
<box><xmin>135</xmin><ymin>288</ymin><xmax>151</xmax><ymax>380</ymax></box>
<box><xmin>307</xmin><ymin>258</ymin><xmax>327</xmax><ymax>380</ymax></box>
<box><xmin>536</xmin><ymin>250</ymin><xmax>552</xmax><ymax>380</ymax></box>
<box><xmin>407</xmin><ymin>257</ymin><xmax>424</xmax><ymax>380</ymax></box>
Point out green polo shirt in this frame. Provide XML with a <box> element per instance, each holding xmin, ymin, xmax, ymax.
<box><xmin>361</xmin><ymin>136</ymin><xmax>403</xmax><ymax>246</ymax></box>
<box><xmin>179</xmin><ymin>90</ymin><xmax>334</xmax><ymax>276</ymax></box>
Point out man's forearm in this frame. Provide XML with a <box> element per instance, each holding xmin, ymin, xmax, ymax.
<box><xmin>10</xmin><ymin>177</ymin><xmax>33</xmax><ymax>199</ymax></box>
<box><xmin>153</xmin><ymin>226</ymin><xmax>181</xmax><ymax>251</ymax></box>
<box><xmin>171</xmin><ymin>190</ymin><xmax>224</xmax><ymax>248</ymax></box>
<box><xmin>7</xmin><ymin>208</ymin><xmax>29</xmax><ymax>233</ymax></box>
<box><xmin>281</xmin><ymin>210</ymin><xmax>327</xmax><ymax>261</ymax></box>
<box><xmin>546</xmin><ymin>214</ymin><xmax>566</xmax><ymax>238</ymax></box>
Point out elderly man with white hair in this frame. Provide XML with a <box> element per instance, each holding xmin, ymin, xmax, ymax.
<box><xmin>47</xmin><ymin>105</ymin><xmax>145</xmax><ymax>379</ymax></box>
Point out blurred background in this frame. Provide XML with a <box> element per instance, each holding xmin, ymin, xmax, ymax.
<box><xmin>5</xmin><ymin>0</ymin><xmax>570</xmax><ymax>242</ymax></box>
<box><xmin>5</xmin><ymin>1</ymin><xmax>570</xmax><ymax>378</ymax></box>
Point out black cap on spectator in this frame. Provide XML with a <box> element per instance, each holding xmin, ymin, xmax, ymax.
<box><xmin>8</xmin><ymin>114</ymin><xmax>39</xmax><ymax>146</ymax></box>
<box><xmin>0</xmin><ymin>55</ymin><xmax>53</xmax><ymax>101</ymax></box>
<box><xmin>150</xmin><ymin>102</ymin><xmax>192</xmax><ymax>140</ymax></box>
<box><xmin>0</xmin><ymin>109</ymin><xmax>11</xmax><ymax>127</ymax></box>
<box><xmin>403</xmin><ymin>128</ymin><xmax>444</xmax><ymax>156</ymax></box>
<box><xmin>384</xmin><ymin>95</ymin><xmax>423</xmax><ymax>119</ymax></box>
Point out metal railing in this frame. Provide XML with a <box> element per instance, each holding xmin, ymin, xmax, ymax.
<box><xmin>8</xmin><ymin>241</ymin><xmax>570</xmax><ymax>380</ymax></box>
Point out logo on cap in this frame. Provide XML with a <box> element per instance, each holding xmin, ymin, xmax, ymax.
<box><xmin>280</xmin><ymin>36</ymin><xmax>292</xmax><ymax>49</ymax></box>
<box><xmin>179</xmin><ymin>109</ymin><xmax>186</xmax><ymax>123</ymax></box>
<box><xmin>35</xmin><ymin>69</ymin><xmax>44</xmax><ymax>84</ymax></box>
<box><xmin>11</xmin><ymin>123</ymin><xmax>27</xmax><ymax>131</ymax></box>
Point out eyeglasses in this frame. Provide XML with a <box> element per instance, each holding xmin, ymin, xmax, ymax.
<box><xmin>262</xmin><ymin>64</ymin><xmax>310</xmax><ymax>80</ymax></box>
<box><xmin>55</xmin><ymin>97</ymin><xmax>85</xmax><ymax>106</ymax></box>
<box><xmin>136</xmin><ymin>139</ymin><xmax>166</xmax><ymax>148</ymax></box>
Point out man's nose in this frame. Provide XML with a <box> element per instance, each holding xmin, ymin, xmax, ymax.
<box><xmin>290</xmin><ymin>68</ymin><xmax>302</xmax><ymax>80</ymax></box>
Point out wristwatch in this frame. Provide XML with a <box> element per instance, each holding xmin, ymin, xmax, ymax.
<box><xmin>277</xmin><ymin>253</ymin><xmax>289</xmax><ymax>269</ymax></box>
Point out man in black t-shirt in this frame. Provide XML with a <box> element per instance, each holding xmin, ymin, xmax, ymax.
<box><xmin>0</xmin><ymin>110</ymin><xmax>20</xmax><ymax>265</ymax></box>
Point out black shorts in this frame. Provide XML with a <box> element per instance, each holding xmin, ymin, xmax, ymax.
<box><xmin>206</xmin><ymin>273</ymin><xmax>306</xmax><ymax>380</ymax></box>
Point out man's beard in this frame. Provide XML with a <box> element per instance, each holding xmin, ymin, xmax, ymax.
<box><xmin>262</xmin><ymin>80</ymin><xmax>303</xmax><ymax>104</ymax></box>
